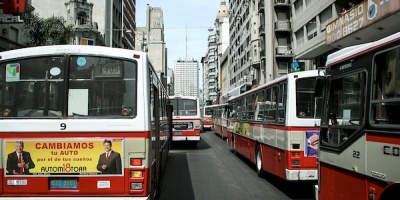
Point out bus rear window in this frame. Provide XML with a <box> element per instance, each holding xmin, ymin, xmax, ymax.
<box><xmin>296</xmin><ymin>77</ymin><xmax>321</xmax><ymax>118</ymax></box>
<box><xmin>68</xmin><ymin>56</ymin><xmax>137</xmax><ymax>117</ymax></box>
<box><xmin>0</xmin><ymin>56</ymin><xmax>137</xmax><ymax>118</ymax></box>
<box><xmin>371</xmin><ymin>47</ymin><xmax>400</xmax><ymax>126</ymax></box>
<box><xmin>170</xmin><ymin>99</ymin><xmax>197</xmax><ymax>116</ymax></box>
<box><xmin>0</xmin><ymin>57</ymin><xmax>65</xmax><ymax>117</ymax></box>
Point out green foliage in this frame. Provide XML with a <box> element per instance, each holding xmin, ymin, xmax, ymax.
<box><xmin>22</xmin><ymin>12</ymin><xmax>73</xmax><ymax>47</ymax></box>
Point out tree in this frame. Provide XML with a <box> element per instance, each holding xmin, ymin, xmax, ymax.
<box><xmin>22</xmin><ymin>12</ymin><xmax>73</xmax><ymax>47</ymax></box>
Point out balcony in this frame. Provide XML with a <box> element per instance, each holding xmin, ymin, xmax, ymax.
<box><xmin>274</xmin><ymin>0</ymin><xmax>290</xmax><ymax>7</ymax></box>
<box><xmin>275</xmin><ymin>46</ymin><xmax>293</xmax><ymax>57</ymax></box>
<box><xmin>259</xmin><ymin>24</ymin><xmax>265</xmax><ymax>36</ymax></box>
<box><xmin>258</xmin><ymin>1</ymin><xmax>264</xmax><ymax>13</ymax></box>
<box><xmin>260</xmin><ymin>49</ymin><xmax>265</xmax><ymax>60</ymax></box>
<box><xmin>275</xmin><ymin>21</ymin><xmax>291</xmax><ymax>32</ymax></box>
<box><xmin>208</xmin><ymin>78</ymin><xmax>216</xmax><ymax>83</ymax></box>
<box><xmin>209</xmin><ymin>92</ymin><xmax>217</xmax><ymax>96</ymax></box>
<box><xmin>208</xmin><ymin>72</ymin><xmax>216</xmax><ymax>76</ymax></box>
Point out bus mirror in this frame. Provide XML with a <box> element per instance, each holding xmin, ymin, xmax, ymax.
<box><xmin>318</xmin><ymin>68</ymin><xmax>326</xmax><ymax>77</ymax></box>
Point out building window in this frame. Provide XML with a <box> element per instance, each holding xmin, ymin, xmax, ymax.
<box><xmin>78</xmin><ymin>11</ymin><xmax>87</xmax><ymax>25</ymax></box>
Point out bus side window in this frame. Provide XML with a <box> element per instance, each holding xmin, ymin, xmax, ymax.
<box><xmin>372</xmin><ymin>48</ymin><xmax>400</xmax><ymax>124</ymax></box>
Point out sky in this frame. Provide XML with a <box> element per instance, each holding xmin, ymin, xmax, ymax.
<box><xmin>136</xmin><ymin>0</ymin><xmax>224</xmax><ymax>72</ymax></box>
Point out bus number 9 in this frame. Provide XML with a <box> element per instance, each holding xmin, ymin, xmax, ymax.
<box><xmin>60</xmin><ymin>123</ymin><xmax>66</xmax><ymax>130</ymax></box>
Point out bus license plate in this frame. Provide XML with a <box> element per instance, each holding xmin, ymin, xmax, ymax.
<box><xmin>50</xmin><ymin>179</ymin><xmax>78</xmax><ymax>189</ymax></box>
<box><xmin>174</xmin><ymin>131</ymin><xmax>182</xmax><ymax>135</ymax></box>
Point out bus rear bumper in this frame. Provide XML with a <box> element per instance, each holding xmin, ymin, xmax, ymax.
<box><xmin>0</xmin><ymin>197</ymin><xmax>149</xmax><ymax>200</ymax></box>
<box><xmin>173</xmin><ymin>136</ymin><xmax>200</xmax><ymax>142</ymax></box>
<box><xmin>285</xmin><ymin>169</ymin><xmax>318</xmax><ymax>181</ymax></box>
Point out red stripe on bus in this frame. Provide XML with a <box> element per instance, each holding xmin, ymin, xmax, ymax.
<box><xmin>0</xmin><ymin>132</ymin><xmax>150</xmax><ymax>138</ymax></box>
<box><xmin>366</xmin><ymin>134</ymin><xmax>400</xmax><ymax>145</ymax></box>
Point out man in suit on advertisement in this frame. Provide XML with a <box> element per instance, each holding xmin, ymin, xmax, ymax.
<box><xmin>97</xmin><ymin>139</ymin><xmax>122</xmax><ymax>174</ymax></box>
<box><xmin>6</xmin><ymin>141</ymin><xmax>35</xmax><ymax>175</ymax></box>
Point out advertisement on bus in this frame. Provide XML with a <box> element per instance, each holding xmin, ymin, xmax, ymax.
<box><xmin>3</xmin><ymin>139</ymin><xmax>123</xmax><ymax>176</ymax></box>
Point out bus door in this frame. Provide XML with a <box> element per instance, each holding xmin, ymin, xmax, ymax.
<box><xmin>150</xmin><ymin>85</ymin><xmax>160</xmax><ymax>197</ymax></box>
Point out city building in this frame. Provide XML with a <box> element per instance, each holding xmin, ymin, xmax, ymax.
<box><xmin>228</xmin><ymin>0</ymin><xmax>262</xmax><ymax>92</ymax></box>
<box><xmin>167</xmin><ymin>68</ymin><xmax>174</xmax><ymax>96</ymax></box>
<box><xmin>136</xmin><ymin>5</ymin><xmax>167</xmax><ymax>75</ymax></box>
<box><xmin>0</xmin><ymin>0</ymin><xmax>33</xmax><ymax>51</ymax></box>
<box><xmin>174</xmin><ymin>57</ymin><xmax>199</xmax><ymax>97</ymax></box>
<box><xmin>30</xmin><ymin>0</ymin><xmax>136</xmax><ymax>49</ymax></box>
<box><xmin>64</xmin><ymin>0</ymin><xmax>105</xmax><ymax>46</ymax></box>
<box><xmin>205</xmin><ymin>31</ymin><xmax>217</xmax><ymax>101</ymax></box>
<box><xmin>202</xmin><ymin>0</ymin><xmax>230</xmax><ymax>104</ymax></box>
<box><xmin>292</xmin><ymin>0</ymin><xmax>400</xmax><ymax>69</ymax></box>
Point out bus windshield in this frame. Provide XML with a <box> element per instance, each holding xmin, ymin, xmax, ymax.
<box><xmin>170</xmin><ymin>98</ymin><xmax>197</xmax><ymax>116</ymax></box>
<box><xmin>0</xmin><ymin>55</ymin><xmax>137</xmax><ymax>118</ymax></box>
<box><xmin>322</xmin><ymin>71</ymin><xmax>366</xmax><ymax>146</ymax></box>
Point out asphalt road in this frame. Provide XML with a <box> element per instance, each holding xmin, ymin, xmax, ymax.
<box><xmin>158</xmin><ymin>131</ymin><xmax>316</xmax><ymax>200</ymax></box>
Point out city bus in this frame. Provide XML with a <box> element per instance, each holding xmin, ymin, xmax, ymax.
<box><xmin>0</xmin><ymin>45</ymin><xmax>171</xmax><ymax>199</ymax></box>
<box><xmin>226</xmin><ymin>70</ymin><xmax>321</xmax><ymax>181</ymax></box>
<box><xmin>169</xmin><ymin>96</ymin><xmax>201</xmax><ymax>146</ymax></box>
<box><xmin>211</xmin><ymin>104</ymin><xmax>228</xmax><ymax>139</ymax></box>
<box><xmin>200</xmin><ymin>105</ymin><xmax>213</xmax><ymax>131</ymax></box>
<box><xmin>315</xmin><ymin>32</ymin><xmax>400</xmax><ymax>200</ymax></box>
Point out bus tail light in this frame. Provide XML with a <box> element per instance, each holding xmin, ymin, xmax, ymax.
<box><xmin>130</xmin><ymin>170</ymin><xmax>143</xmax><ymax>178</ymax></box>
<box><xmin>292</xmin><ymin>152</ymin><xmax>301</xmax><ymax>157</ymax></box>
<box><xmin>130</xmin><ymin>158</ymin><xmax>142</xmax><ymax>166</ymax></box>
<box><xmin>130</xmin><ymin>183</ymin><xmax>143</xmax><ymax>190</ymax></box>
<box><xmin>368</xmin><ymin>187</ymin><xmax>376</xmax><ymax>200</ymax></box>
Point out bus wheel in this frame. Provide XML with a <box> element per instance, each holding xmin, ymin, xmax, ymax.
<box><xmin>256</xmin><ymin>147</ymin><xmax>264</xmax><ymax>177</ymax></box>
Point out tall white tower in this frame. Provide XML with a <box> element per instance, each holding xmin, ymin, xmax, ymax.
<box><xmin>174</xmin><ymin>58</ymin><xmax>199</xmax><ymax>97</ymax></box>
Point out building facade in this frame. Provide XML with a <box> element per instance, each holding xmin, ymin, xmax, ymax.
<box><xmin>135</xmin><ymin>5</ymin><xmax>167</xmax><ymax>75</ymax></box>
<box><xmin>228</xmin><ymin>0</ymin><xmax>262</xmax><ymax>91</ymax></box>
<box><xmin>167</xmin><ymin>68</ymin><xmax>174</xmax><ymax>96</ymax></box>
<box><xmin>0</xmin><ymin>0</ymin><xmax>33</xmax><ymax>51</ymax></box>
<box><xmin>174</xmin><ymin>58</ymin><xmax>199</xmax><ymax>97</ymax></box>
<box><xmin>205</xmin><ymin>31</ymin><xmax>217</xmax><ymax>101</ymax></box>
<box><xmin>146</xmin><ymin>5</ymin><xmax>166</xmax><ymax>74</ymax></box>
<box><xmin>30</xmin><ymin>0</ymin><xmax>135</xmax><ymax>49</ymax></box>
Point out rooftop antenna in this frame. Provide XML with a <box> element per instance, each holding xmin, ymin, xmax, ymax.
<box><xmin>186</xmin><ymin>22</ymin><xmax>187</xmax><ymax>58</ymax></box>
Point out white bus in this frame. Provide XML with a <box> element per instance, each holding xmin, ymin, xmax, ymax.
<box><xmin>0</xmin><ymin>45</ymin><xmax>171</xmax><ymax>199</ymax></box>
<box><xmin>226</xmin><ymin>70</ymin><xmax>321</xmax><ymax>181</ymax></box>
<box><xmin>316</xmin><ymin>31</ymin><xmax>400</xmax><ymax>200</ymax></box>
<box><xmin>200</xmin><ymin>105</ymin><xmax>214</xmax><ymax>131</ymax></box>
<box><xmin>169</xmin><ymin>96</ymin><xmax>201</xmax><ymax>146</ymax></box>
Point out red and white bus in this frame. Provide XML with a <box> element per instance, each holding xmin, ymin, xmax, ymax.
<box><xmin>0</xmin><ymin>45</ymin><xmax>171</xmax><ymax>199</ymax></box>
<box><xmin>316</xmin><ymin>32</ymin><xmax>400</xmax><ymax>200</ymax></box>
<box><xmin>200</xmin><ymin>105</ymin><xmax>213</xmax><ymax>131</ymax></box>
<box><xmin>211</xmin><ymin>104</ymin><xmax>227</xmax><ymax>139</ymax></box>
<box><xmin>226</xmin><ymin>70</ymin><xmax>321</xmax><ymax>180</ymax></box>
<box><xmin>169</xmin><ymin>96</ymin><xmax>201</xmax><ymax>146</ymax></box>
